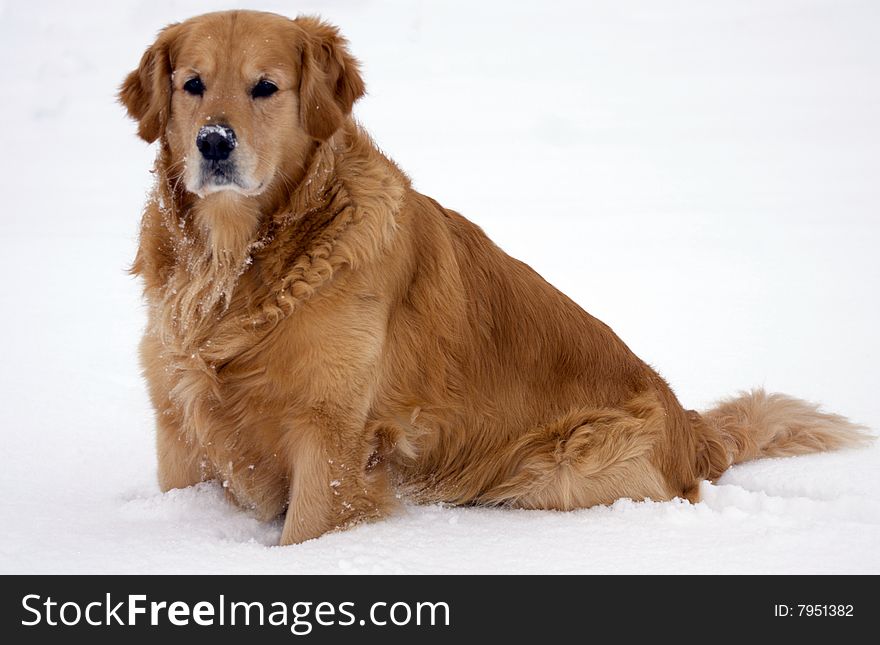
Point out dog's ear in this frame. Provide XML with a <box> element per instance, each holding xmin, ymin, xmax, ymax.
<box><xmin>295</xmin><ymin>16</ymin><xmax>365</xmax><ymax>141</ymax></box>
<box><xmin>119</xmin><ymin>24</ymin><xmax>181</xmax><ymax>143</ymax></box>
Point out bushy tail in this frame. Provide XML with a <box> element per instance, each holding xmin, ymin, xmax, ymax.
<box><xmin>700</xmin><ymin>389</ymin><xmax>872</xmax><ymax>471</ymax></box>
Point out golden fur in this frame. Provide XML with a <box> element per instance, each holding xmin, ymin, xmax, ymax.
<box><xmin>120</xmin><ymin>10</ymin><xmax>870</xmax><ymax>544</ymax></box>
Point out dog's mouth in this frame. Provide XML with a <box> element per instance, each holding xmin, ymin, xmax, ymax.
<box><xmin>193</xmin><ymin>161</ymin><xmax>263</xmax><ymax>197</ymax></box>
<box><xmin>203</xmin><ymin>160</ymin><xmax>236</xmax><ymax>185</ymax></box>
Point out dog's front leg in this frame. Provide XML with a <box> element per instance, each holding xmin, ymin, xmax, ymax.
<box><xmin>155</xmin><ymin>409</ymin><xmax>209</xmax><ymax>491</ymax></box>
<box><xmin>280</xmin><ymin>414</ymin><xmax>394</xmax><ymax>545</ymax></box>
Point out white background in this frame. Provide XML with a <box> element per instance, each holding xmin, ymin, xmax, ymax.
<box><xmin>0</xmin><ymin>0</ymin><xmax>877</xmax><ymax>573</ymax></box>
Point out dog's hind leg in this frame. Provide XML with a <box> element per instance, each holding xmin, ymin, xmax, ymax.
<box><xmin>479</xmin><ymin>393</ymin><xmax>677</xmax><ymax>510</ymax></box>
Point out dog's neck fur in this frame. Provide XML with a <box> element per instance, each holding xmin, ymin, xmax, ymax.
<box><xmin>193</xmin><ymin>193</ymin><xmax>262</xmax><ymax>268</ymax></box>
<box><xmin>138</xmin><ymin>122</ymin><xmax>407</xmax><ymax>362</ymax></box>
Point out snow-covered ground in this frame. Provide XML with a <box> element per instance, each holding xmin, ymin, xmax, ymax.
<box><xmin>1</xmin><ymin>0</ymin><xmax>878</xmax><ymax>574</ymax></box>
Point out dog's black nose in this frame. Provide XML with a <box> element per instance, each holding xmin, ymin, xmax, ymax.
<box><xmin>196</xmin><ymin>125</ymin><xmax>236</xmax><ymax>161</ymax></box>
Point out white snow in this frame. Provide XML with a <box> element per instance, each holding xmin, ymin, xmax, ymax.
<box><xmin>198</xmin><ymin>124</ymin><xmax>234</xmax><ymax>138</ymax></box>
<box><xmin>1</xmin><ymin>0</ymin><xmax>878</xmax><ymax>574</ymax></box>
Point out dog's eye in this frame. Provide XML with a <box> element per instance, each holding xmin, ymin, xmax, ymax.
<box><xmin>252</xmin><ymin>79</ymin><xmax>278</xmax><ymax>99</ymax></box>
<box><xmin>183</xmin><ymin>77</ymin><xmax>205</xmax><ymax>96</ymax></box>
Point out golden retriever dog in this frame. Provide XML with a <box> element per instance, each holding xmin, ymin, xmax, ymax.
<box><xmin>120</xmin><ymin>10</ymin><xmax>868</xmax><ymax>544</ymax></box>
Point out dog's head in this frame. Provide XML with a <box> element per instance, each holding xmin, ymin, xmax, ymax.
<box><xmin>119</xmin><ymin>11</ymin><xmax>364</xmax><ymax>198</ymax></box>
